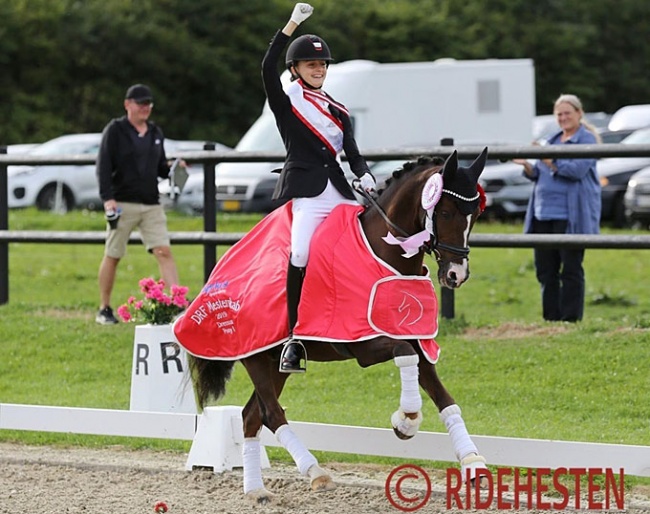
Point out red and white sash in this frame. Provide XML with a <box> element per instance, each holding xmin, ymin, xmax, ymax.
<box><xmin>285</xmin><ymin>79</ymin><xmax>348</xmax><ymax>156</ymax></box>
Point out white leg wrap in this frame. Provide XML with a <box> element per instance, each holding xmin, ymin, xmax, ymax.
<box><xmin>276</xmin><ymin>424</ymin><xmax>318</xmax><ymax>476</ymax></box>
<box><xmin>242</xmin><ymin>438</ymin><xmax>265</xmax><ymax>494</ymax></box>
<box><xmin>394</xmin><ymin>355</ymin><xmax>422</xmax><ymax>413</ymax></box>
<box><xmin>439</xmin><ymin>405</ymin><xmax>478</xmax><ymax>461</ymax></box>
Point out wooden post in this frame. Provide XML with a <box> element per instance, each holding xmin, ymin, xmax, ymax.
<box><xmin>203</xmin><ymin>143</ymin><xmax>217</xmax><ymax>282</ymax></box>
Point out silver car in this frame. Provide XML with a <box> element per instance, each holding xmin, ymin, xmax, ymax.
<box><xmin>8</xmin><ymin>133</ymin><xmax>103</xmax><ymax>212</ymax></box>
<box><xmin>8</xmin><ymin>134</ymin><xmax>213</xmax><ymax>213</ymax></box>
<box><xmin>624</xmin><ymin>165</ymin><xmax>650</xmax><ymax>227</ymax></box>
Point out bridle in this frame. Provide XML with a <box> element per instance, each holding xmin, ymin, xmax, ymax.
<box><xmin>354</xmin><ymin>181</ymin><xmax>478</xmax><ymax>261</ymax></box>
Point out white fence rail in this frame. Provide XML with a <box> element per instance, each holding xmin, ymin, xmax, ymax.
<box><xmin>2</xmin><ymin>403</ymin><xmax>649</xmax><ymax>477</ymax></box>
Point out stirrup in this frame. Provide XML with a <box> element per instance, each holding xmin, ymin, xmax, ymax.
<box><xmin>279</xmin><ymin>339</ymin><xmax>307</xmax><ymax>374</ymax></box>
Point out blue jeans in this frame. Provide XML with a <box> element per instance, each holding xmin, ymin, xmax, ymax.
<box><xmin>531</xmin><ymin>219</ymin><xmax>585</xmax><ymax>322</ymax></box>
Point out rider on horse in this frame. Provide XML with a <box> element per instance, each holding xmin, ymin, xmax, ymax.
<box><xmin>262</xmin><ymin>3</ymin><xmax>377</xmax><ymax>373</ymax></box>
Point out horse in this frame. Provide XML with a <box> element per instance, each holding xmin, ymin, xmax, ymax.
<box><xmin>174</xmin><ymin>148</ymin><xmax>489</xmax><ymax>503</ymax></box>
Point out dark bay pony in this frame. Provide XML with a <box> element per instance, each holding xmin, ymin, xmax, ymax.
<box><xmin>179</xmin><ymin>149</ymin><xmax>489</xmax><ymax>502</ymax></box>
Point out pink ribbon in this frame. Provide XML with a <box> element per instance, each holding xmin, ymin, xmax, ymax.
<box><xmin>382</xmin><ymin>230</ymin><xmax>431</xmax><ymax>258</ymax></box>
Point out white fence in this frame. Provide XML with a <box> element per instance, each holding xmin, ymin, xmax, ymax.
<box><xmin>1</xmin><ymin>403</ymin><xmax>649</xmax><ymax>477</ymax></box>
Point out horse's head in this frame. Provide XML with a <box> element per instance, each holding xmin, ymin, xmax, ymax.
<box><xmin>363</xmin><ymin>148</ymin><xmax>487</xmax><ymax>289</ymax></box>
<box><xmin>433</xmin><ymin>148</ymin><xmax>487</xmax><ymax>288</ymax></box>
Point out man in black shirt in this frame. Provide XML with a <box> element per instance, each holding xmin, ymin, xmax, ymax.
<box><xmin>95</xmin><ymin>84</ymin><xmax>180</xmax><ymax>324</ymax></box>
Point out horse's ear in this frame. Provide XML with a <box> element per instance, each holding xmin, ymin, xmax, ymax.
<box><xmin>442</xmin><ymin>150</ymin><xmax>459</xmax><ymax>178</ymax></box>
<box><xmin>468</xmin><ymin>147</ymin><xmax>489</xmax><ymax>180</ymax></box>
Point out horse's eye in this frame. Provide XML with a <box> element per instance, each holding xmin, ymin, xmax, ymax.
<box><xmin>438</xmin><ymin>209</ymin><xmax>451</xmax><ymax>219</ymax></box>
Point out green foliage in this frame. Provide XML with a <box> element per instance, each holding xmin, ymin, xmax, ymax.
<box><xmin>2</xmin><ymin>0</ymin><xmax>650</xmax><ymax>144</ymax></box>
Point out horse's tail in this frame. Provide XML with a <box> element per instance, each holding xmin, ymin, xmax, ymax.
<box><xmin>188</xmin><ymin>355</ymin><xmax>235</xmax><ymax>408</ymax></box>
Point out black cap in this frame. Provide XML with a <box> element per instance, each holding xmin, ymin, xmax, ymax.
<box><xmin>125</xmin><ymin>84</ymin><xmax>153</xmax><ymax>101</ymax></box>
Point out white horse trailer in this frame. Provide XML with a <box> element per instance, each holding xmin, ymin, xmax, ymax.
<box><xmin>199</xmin><ymin>58</ymin><xmax>535</xmax><ymax>213</ymax></box>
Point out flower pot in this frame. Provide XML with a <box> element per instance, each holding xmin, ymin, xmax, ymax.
<box><xmin>129</xmin><ymin>323</ymin><xmax>197</xmax><ymax>414</ymax></box>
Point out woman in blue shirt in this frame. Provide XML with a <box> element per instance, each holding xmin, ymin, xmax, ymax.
<box><xmin>514</xmin><ymin>94</ymin><xmax>601</xmax><ymax>322</ymax></box>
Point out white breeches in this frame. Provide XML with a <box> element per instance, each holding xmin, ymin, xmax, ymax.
<box><xmin>290</xmin><ymin>180</ymin><xmax>357</xmax><ymax>268</ymax></box>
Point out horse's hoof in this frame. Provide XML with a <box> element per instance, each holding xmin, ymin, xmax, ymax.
<box><xmin>245</xmin><ymin>488</ymin><xmax>275</xmax><ymax>505</ymax></box>
<box><xmin>461</xmin><ymin>453</ymin><xmax>488</xmax><ymax>487</ymax></box>
<box><xmin>392</xmin><ymin>427</ymin><xmax>414</xmax><ymax>440</ymax></box>
<box><xmin>471</xmin><ymin>476</ymin><xmax>490</xmax><ymax>490</ymax></box>
<box><xmin>390</xmin><ymin>409</ymin><xmax>422</xmax><ymax>439</ymax></box>
<box><xmin>307</xmin><ymin>464</ymin><xmax>336</xmax><ymax>492</ymax></box>
<box><xmin>311</xmin><ymin>474</ymin><xmax>336</xmax><ymax>492</ymax></box>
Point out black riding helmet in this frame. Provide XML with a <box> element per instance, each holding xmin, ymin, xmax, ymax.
<box><xmin>285</xmin><ymin>34</ymin><xmax>333</xmax><ymax>74</ymax></box>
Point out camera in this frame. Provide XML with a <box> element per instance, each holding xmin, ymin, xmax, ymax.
<box><xmin>105</xmin><ymin>208</ymin><xmax>121</xmax><ymax>230</ymax></box>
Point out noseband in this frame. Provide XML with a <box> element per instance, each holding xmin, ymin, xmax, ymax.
<box><xmin>355</xmin><ymin>182</ymin><xmax>478</xmax><ymax>261</ymax></box>
<box><xmin>425</xmin><ymin>188</ymin><xmax>479</xmax><ymax>260</ymax></box>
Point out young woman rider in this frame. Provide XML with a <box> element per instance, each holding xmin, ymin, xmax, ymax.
<box><xmin>262</xmin><ymin>3</ymin><xmax>376</xmax><ymax>373</ymax></box>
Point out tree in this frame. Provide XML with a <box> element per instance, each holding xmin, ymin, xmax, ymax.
<box><xmin>2</xmin><ymin>0</ymin><xmax>649</xmax><ymax>145</ymax></box>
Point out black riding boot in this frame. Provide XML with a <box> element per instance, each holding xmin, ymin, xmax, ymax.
<box><xmin>279</xmin><ymin>262</ymin><xmax>307</xmax><ymax>373</ymax></box>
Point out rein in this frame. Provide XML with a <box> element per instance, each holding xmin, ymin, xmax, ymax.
<box><xmin>354</xmin><ymin>181</ymin><xmax>473</xmax><ymax>260</ymax></box>
<box><xmin>355</xmin><ymin>185</ymin><xmax>410</xmax><ymax>238</ymax></box>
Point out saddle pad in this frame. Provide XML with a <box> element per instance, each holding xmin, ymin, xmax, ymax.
<box><xmin>174</xmin><ymin>202</ymin><xmax>440</xmax><ymax>363</ymax></box>
<box><xmin>294</xmin><ymin>205</ymin><xmax>440</xmax><ymax>363</ymax></box>
<box><xmin>368</xmin><ymin>276</ymin><xmax>439</xmax><ymax>339</ymax></box>
<box><xmin>173</xmin><ymin>203</ymin><xmax>292</xmax><ymax>360</ymax></box>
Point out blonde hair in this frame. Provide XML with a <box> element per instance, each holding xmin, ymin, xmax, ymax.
<box><xmin>554</xmin><ymin>93</ymin><xmax>602</xmax><ymax>143</ymax></box>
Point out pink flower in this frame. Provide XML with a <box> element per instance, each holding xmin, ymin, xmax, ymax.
<box><xmin>171</xmin><ymin>285</ymin><xmax>189</xmax><ymax>297</ymax></box>
<box><xmin>172</xmin><ymin>296</ymin><xmax>188</xmax><ymax>308</ymax></box>
<box><xmin>139</xmin><ymin>277</ymin><xmax>156</xmax><ymax>292</ymax></box>
<box><xmin>117</xmin><ymin>304</ymin><xmax>132</xmax><ymax>322</ymax></box>
<box><xmin>119</xmin><ymin>277</ymin><xmax>190</xmax><ymax>325</ymax></box>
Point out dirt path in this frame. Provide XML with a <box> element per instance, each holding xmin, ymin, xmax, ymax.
<box><xmin>1</xmin><ymin>443</ymin><xmax>648</xmax><ymax>513</ymax></box>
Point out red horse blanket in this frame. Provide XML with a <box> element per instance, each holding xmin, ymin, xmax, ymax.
<box><xmin>173</xmin><ymin>202</ymin><xmax>441</xmax><ymax>363</ymax></box>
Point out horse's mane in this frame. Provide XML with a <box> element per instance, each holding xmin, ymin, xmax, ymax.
<box><xmin>376</xmin><ymin>156</ymin><xmax>445</xmax><ymax>197</ymax></box>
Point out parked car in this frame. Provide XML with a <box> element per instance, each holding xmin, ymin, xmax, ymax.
<box><xmin>6</xmin><ymin>143</ymin><xmax>40</xmax><ymax>154</ymax></box>
<box><xmin>367</xmin><ymin>156</ymin><xmax>531</xmax><ymax>221</ymax></box>
<box><xmin>8</xmin><ymin>133</ymin><xmax>103</xmax><ymax>212</ymax></box>
<box><xmin>597</xmin><ymin>127</ymin><xmax>650</xmax><ymax>226</ymax></box>
<box><xmin>608</xmin><ymin>104</ymin><xmax>650</xmax><ymax>132</ymax></box>
<box><xmin>8</xmin><ymin>133</ymin><xmax>213</xmax><ymax>213</ymax></box>
<box><xmin>598</xmin><ymin>104</ymin><xmax>650</xmax><ymax>145</ymax></box>
<box><xmin>624</xmin><ymin>166</ymin><xmax>650</xmax><ymax>227</ymax></box>
<box><xmin>478</xmin><ymin>161</ymin><xmax>532</xmax><ymax>220</ymax></box>
<box><xmin>210</xmin><ymin>112</ymin><xmax>285</xmax><ymax>214</ymax></box>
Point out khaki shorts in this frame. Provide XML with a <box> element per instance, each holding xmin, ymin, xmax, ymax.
<box><xmin>104</xmin><ymin>202</ymin><xmax>171</xmax><ymax>259</ymax></box>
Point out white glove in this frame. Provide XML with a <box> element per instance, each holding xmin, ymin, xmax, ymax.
<box><xmin>359</xmin><ymin>172</ymin><xmax>376</xmax><ymax>193</ymax></box>
<box><xmin>290</xmin><ymin>3</ymin><xmax>314</xmax><ymax>25</ymax></box>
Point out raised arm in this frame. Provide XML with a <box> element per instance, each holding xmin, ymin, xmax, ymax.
<box><xmin>282</xmin><ymin>3</ymin><xmax>313</xmax><ymax>37</ymax></box>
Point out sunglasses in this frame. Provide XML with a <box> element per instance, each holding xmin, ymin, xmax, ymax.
<box><xmin>134</xmin><ymin>99</ymin><xmax>154</xmax><ymax>107</ymax></box>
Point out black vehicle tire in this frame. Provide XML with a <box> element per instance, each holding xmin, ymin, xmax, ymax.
<box><xmin>36</xmin><ymin>184</ymin><xmax>74</xmax><ymax>213</ymax></box>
